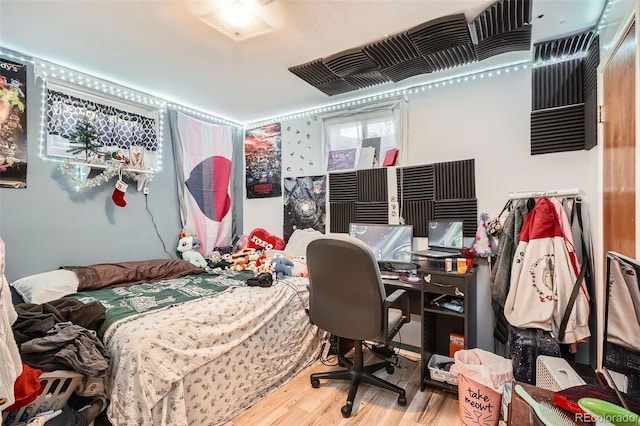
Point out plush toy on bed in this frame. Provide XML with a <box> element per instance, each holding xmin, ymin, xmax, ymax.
<box><xmin>177</xmin><ymin>232</ymin><xmax>208</xmax><ymax>269</ymax></box>
<box><xmin>271</xmin><ymin>256</ymin><xmax>294</xmax><ymax>279</ymax></box>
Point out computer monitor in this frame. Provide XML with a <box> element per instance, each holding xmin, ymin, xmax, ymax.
<box><xmin>348</xmin><ymin>223</ymin><xmax>413</xmax><ymax>263</ymax></box>
<box><xmin>428</xmin><ymin>219</ymin><xmax>464</xmax><ymax>250</ymax></box>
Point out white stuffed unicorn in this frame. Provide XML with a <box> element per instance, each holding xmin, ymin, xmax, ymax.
<box><xmin>177</xmin><ymin>233</ymin><xmax>208</xmax><ymax>268</ymax></box>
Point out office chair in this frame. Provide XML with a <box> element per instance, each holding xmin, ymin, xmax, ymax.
<box><xmin>306</xmin><ymin>235</ymin><xmax>411</xmax><ymax>418</ymax></box>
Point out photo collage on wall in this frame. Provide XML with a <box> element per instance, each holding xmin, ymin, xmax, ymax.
<box><xmin>283</xmin><ymin>176</ymin><xmax>326</xmax><ymax>242</ymax></box>
<box><xmin>244</xmin><ymin>123</ymin><xmax>282</xmax><ymax>198</ymax></box>
<box><xmin>0</xmin><ymin>58</ymin><xmax>27</xmax><ymax>188</ymax></box>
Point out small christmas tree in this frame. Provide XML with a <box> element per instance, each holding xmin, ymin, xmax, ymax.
<box><xmin>66</xmin><ymin>117</ymin><xmax>103</xmax><ymax>161</ymax></box>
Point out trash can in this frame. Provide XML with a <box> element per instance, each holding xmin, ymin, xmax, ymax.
<box><xmin>450</xmin><ymin>348</ymin><xmax>513</xmax><ymax>426</ymax></box>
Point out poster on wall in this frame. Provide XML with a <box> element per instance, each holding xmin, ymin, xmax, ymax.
<box><xmin>245</xmin><ymin>123</ymin><xmax>282</xmax><ymax>198</ymax></box>
<box><xmin>283</xmin><ymin>175</ymin><xmax>326</xmax><ymax>242</ymax></box>
<box><xmin>0</xmin><ymin>58</ymin><xmax>27</xmax><ymax>188</ymax></box>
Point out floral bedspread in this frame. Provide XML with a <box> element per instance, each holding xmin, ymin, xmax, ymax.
<box><xmin>101</xmin><ymin>276</ymin><xmax>320</xmax><ymax>425</ymax></box>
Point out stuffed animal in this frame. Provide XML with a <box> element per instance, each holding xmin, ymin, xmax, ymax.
<box><xmin>177</xmin><ymin>233</ymin><xmax>208</xmax><ymax>269</ymax></box>
<box><xmin>271</xmin><ymin>257</ymin><xmax>294</xmax><ymax>279</ymax></box>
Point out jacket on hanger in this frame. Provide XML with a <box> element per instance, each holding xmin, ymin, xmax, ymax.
<box><xmin>504</xmin><ymin>197</ymin><xmax>590</xmax><ymax>344</ymax></box>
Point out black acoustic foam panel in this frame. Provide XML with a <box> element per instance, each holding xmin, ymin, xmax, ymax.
<box><xmin>531</xmin><ymin>104</ymin><xmax>585</xmax><ymax>155</ymax></box>
<box><xmin>401</xmin><ymin>200</ymin><xmax>434</xmax><ymax>237</ymax></box>
<box><xmin>330</xmin><ymin>202</ymin><xmax>356</xmax><ymax>233</ymax></box>
<box><xmin>433</xmin><ymin>199</ymin><xmax>478</xmax><ymax>237</ymax></box>
<box><xmin>329</xmin><ymin>171</ymin><xmax>356</xmax><ymax>202</ymax></box>
<box><xmin>530</xmin><ymin>28</ymin><xmax>599</xmax><ymax>155</ymax></box>
<box><xmin>434</xmin><ymin>159</ymin><xmax>476</xmax><ymax>200</ymax></box>
<box><xmin>471</xmin><ymin>0</ymin><xmax>532</xmax><ymax>61</ymax></box>
<box><xmin>396</xmin><ymin>164</ymin><xmax>435</xmax><ymax>201</ymax></box>
<box><xmin>289</xmin><ymin>0</ymin><xmax>532</xmax><ymax>96</ymax></box>
<box><xmin>356</xmin><ymin>202</ymin><xmax>389</xmax><ymax>224</ymax></box>
<box><xmin>357</xmin><ymin>168</ymin><xmax>387</xmax><ymax>202</ymax></box>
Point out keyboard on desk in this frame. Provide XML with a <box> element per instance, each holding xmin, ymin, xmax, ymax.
<box><xmin>380</xmin><ymin>271</ymin><xmax>400</xmax><ymax>280</ymax></box>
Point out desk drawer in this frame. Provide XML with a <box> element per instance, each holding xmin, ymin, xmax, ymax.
<box><xmin>422</xmin><ymin>273</ymin><xmax>466</xmax><ymax>297</ymax></box>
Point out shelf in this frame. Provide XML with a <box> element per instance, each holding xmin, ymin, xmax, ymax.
<box><xmin>424</xmin><ymin>306</ymin><xmax>465</xmax><ymax>318</ymax></box>
<box><xmin>68</xmin><ymin>160</ymin><xmax>151</xmax><ymax>174</ymax></box>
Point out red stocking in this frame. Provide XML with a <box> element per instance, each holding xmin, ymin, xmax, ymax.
<box><xmin>112</xmin><ymin>179</ymin><xmax>127</xmax><ymax>207</ymax></box>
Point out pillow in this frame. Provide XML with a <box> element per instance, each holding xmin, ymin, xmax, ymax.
<box><xmin>284</xmin><ymin>228</ymin><xmax>324</xmax><ymax>257</ymax></box>
<box><xmin>62</xmin><ymin>258</ymin><xmax>202</xmax><ymax>291</ymax></box>
<box><xmin>11</xmin><ymin>269</ymin><xmax>80</xmax><ymax>304</ymax></box>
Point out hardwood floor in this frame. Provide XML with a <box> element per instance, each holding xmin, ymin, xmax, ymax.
<box><xmin>227</xmin><ymin>350</ymin><xmax>465</xmax><ymax>426</ymax></box>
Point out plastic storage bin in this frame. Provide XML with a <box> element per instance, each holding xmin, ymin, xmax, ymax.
<box><xmin>427</xmin><ymin>354</ymin><xmax>457</xmax><ymax>385</ymax></box>
<box><xmin>2</xmin><ymin>370</ymin><xmax>83</xmax><ymax>426</ymax></box>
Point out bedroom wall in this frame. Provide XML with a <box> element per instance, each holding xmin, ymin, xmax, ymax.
<box><xmin>243</xmin><ymin>68</ymin><xmax>598</xmax><ymax>352</ymax></box>
<box><xmin>0</xmin><ymin>58</ymin><xmax>182</xmax><ymax>282</ymax></box>
<box><xmin>244</xmin><ymin>68</ymin><xmax>594</xmax><ymax>237</ymax></box>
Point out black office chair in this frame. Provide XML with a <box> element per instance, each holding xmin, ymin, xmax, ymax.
<box><xmin>306</xmin><ymin>235</ymin><xmax>411</xmax><ymax>418</ymax></box>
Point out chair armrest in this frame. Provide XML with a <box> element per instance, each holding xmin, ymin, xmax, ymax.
<box><xmin>382</xmin><ymin>289</ymin><xmax>410</xmax><ymax>340</ymax></box>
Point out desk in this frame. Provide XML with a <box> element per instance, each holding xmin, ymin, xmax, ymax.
<box><xmin>385</xmin><ymin>261</ymin><xmax>478</xmax><ymax>393</ymax></box>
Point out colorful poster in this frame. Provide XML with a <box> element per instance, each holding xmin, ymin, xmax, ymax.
<box><xmin>283</xmin><ymin>175</ymin><xmax>326</xmax><ymax>242</ymax></box>
<box><xmin>0</xmin><ymin>59</ymin><xmax>27</xmax><ymax>188</ymax></box>
<box><xmin>245</xmin><ymin>123</ymin><xmax>282</xmax><ymax>198</ymax></box>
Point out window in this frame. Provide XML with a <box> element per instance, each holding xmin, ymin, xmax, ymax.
<box><xmin>44</xmin><ymin>81</ymin><xmax>160</xmax><ymax>170</ymax></box>
<box><xmin>322</xmin><ymin>100</ymin><xmax>403</xmax><ymax>171</ymax></box>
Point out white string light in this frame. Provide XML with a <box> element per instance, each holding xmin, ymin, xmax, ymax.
<box><xmin>245</xmin><ymin>60</ymin><xmax>531</xmax><ymax>129</ymax></box>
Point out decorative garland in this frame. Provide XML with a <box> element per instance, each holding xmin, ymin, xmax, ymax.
<box><xmin>59</xmin><ymin>160</ymin><xmax>152</xmax><ymax>189</ymax></box>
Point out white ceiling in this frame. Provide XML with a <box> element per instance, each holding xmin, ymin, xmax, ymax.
<box><xmin>0</xmin><ymin>0</ymin><xmax>605</xmax><ymax>124</ymax></box>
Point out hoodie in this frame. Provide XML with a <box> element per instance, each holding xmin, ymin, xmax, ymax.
<box><xmin>504</xmin><ymin>197</ymin><xmax>590</xmax><ymax>344</ymax></box>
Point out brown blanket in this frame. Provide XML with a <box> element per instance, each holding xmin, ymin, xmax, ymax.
<box><xmin>62</xmin><ymin>259</ymin><xmax>202</xmax><ymax>291</ymax></box>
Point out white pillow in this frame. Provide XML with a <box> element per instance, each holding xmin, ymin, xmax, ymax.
<box><xmin>11</xmin><ymin>270</ymin><xmax>79</xmax><ymax>304</ymax></box>
<box><xmin>284</xmin><ymin>228</ymin><xmax>324</xmax><ymax>257</ymax></box>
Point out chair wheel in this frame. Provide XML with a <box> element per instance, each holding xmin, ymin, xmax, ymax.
<box><xmin>398</xmin><ymin>395</ymin><xmax>407</xmax><ymax>406</ymax></box>
<box><xmin>386</xmin><ymin>365</ymin><xmax>395</xmax><ymax>374</ymax></box>
<box><xmin>311</xmin><ymin>377</ymin><xmax>320</xmax><ymax>388</ymax></box>
<box><xmin>341</xmin><ymin>404</ymin><xmax>352</xmax><ymax>418</ymax></box>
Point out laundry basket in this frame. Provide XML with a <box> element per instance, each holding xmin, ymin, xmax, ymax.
<box><xmin>2</xmin><ymin>370</ymin><xmax>83</xmax><ymax>426</ymax></box>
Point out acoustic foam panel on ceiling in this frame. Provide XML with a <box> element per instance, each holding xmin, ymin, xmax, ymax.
<box><xmin>289</xmin><ymin>0</ymin><xmax>533</xmax><ymax>96</ymax></box>
<box><xmin>396</xmin><ymin>164</ymin><xmax>435</xmax><ymax>201</ymax></box>
<box><xmin>433</xmin><ymin>199</ymin><xmax>478</xmax><ymax>237</ymax></box>
<box><xmin>401</xmin><ymin>200</ymin><xmax>434</xmax><ymax>237</ymax></box>
<box><xmin>530</xmin><ymin>104</ymin><xmax>585</xmax><ymax>155</ymax></box>
<box><xmin>356</xmin><ymin>202</ymin><xmax>389</xmax><ymax>224</ymax></box>
<box><xmin>471</xmin><ymin>0</ymin><xmax>532</xmax><ymax>61</ymax></box>
<box><xmin>533</xmin><ymin>30</ymin><xmax>596</xmax><ymax>62</ymax></box>
<box><xmin>434</xmin><ymin>159</ymin><xmax>476</xmax><ymax>201</ymax></box>
<box><xmin>407</xmin><ymin>14</ymin><xmax>473</xmax><ymax>57</ymax></box>
<box><xmin>328</xmin><ymin>171</ymin><xmax>357</xmax><ymax>202</ymax></box>
<box><xmin>330</xmin><ymin>202</ymin><xmax>356</xmax><ymax>234</ymax></box>
<box><xmin>357</xmin><ymin>168</ymin><xmax>387</xmax><ymax>203</ymax></box>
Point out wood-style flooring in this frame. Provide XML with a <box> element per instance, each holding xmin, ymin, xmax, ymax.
<box><xmin>227</xmin><ymin>350</ymin><xmax>466</xmax><ymax>426</ymax></box>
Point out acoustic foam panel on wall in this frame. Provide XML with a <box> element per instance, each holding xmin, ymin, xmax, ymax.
<box><xmin>329</xmin><ymin>202</ymin><xmax>356</xmax><ymax>233</ymax></box>
<box><xmin>328</xmin><ymin>171</ymin><xmax>357</xmax><ymax>202</ymax></box>
<box><xmin>396</xmin><ymin>164</ymin><xmax>435</xmax><ymax>201</ymax></box>
<box><xmin>433</xmin><ymin>199</ymin><xmax>478</xmax><ymax>237</ymax></box>
<box><xmin>530</xmin><ymin>28</ymin><xmax>598</xmax><ymax>155</ymax></box>
<box><xmin>289</xmin><ymin>0</ymin><xmax>532</xmax><ymax>96</ymax></box>
<box><xmin>530</xmin><ymin>104</ymin><xmax>585</xmax><ymax>155</ymax></box>
<box><xmin>434</xmin><ymin>159</ymin><xmax>476</xmax><ymax>200</ymax></box>
<box><xmin>357</xmin><ymin>168</ymin><xmax>388</xmax><ymax>202</ymax></box>
<box><xmin>356</xmin><ymin>202</ymin><xmax>389</xmax><ymax>224</ymax></box>
<box><xmin>401</xmin><ymin>200</ymin><xmax>434</xmax><ymax>237</ymax></box>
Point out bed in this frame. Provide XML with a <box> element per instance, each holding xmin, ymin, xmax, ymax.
<box><xmin>10</xmin><ymin>259</ymin><xmax>322</xmax><ymax>425</ymax></box>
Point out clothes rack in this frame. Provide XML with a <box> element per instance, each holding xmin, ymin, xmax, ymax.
<box><xmin>507</xmin><ymin>188</ymin><xmax>581</xmax><ymax>200</ymax></box>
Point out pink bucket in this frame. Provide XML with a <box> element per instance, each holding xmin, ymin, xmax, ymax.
<box><xmin>457</xmin><ymin>374</ymin><xmax>502</xmax><ymax>426</ymax></box>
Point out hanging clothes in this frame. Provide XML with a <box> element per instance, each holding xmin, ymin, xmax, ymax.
<box><xmin>1</xmin><ymin>238</ymin><xmax>23</xmax><ymax>413</ymax></box>
<box><xmin>503</xmin><ymin>197</ymin><xmax>590</xmax><ymax>345</ymax></box>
